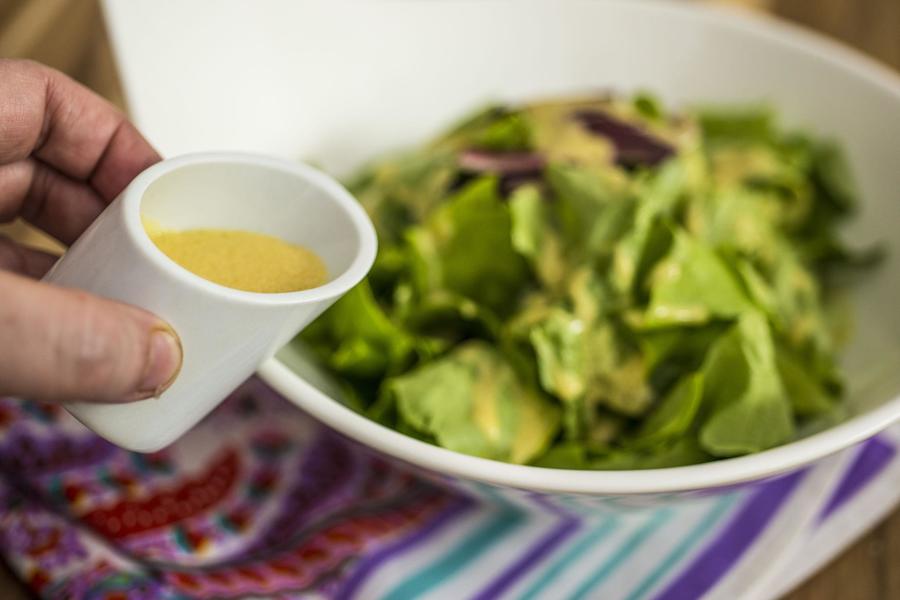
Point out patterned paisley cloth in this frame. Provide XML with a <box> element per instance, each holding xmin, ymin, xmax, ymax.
<box><xmin>0</xmin><ymin>378</ymin><xmax>898</xmax><ymax>600</ymax></box>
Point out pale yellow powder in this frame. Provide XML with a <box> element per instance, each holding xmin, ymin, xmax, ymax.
<box><xmin>143</xmin><ymin>218</ymin><xmax>327</xmax><ymax>293</ymax></box>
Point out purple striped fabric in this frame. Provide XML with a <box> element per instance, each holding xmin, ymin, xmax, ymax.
<box><xmin>471</xmin><ymin>516</ymin><xmax>581</xmax><ymax>600</ymax></box>
<box><xmin>332</xmin><ymin>497</ymin><xmax>474</xmax><ymax>600</ymax></box>
<box><xmin>818</xmin><ymin>436</ymin><xmax>897</xmax><ymax>521</ymax></box>
<box><xmin>652</xmin><ymin>469</ymin><xmax>807</xmax><ymax>600</ymax></box>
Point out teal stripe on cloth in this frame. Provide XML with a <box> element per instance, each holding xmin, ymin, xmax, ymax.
<box><xmin>518</xmin><ymin>516</ymin><xmax>620</xmax><ymax>600</ymax></box>
<box><xmin>624</xmin><ymin>495</ymin><xmax>738</xmax><ymax>600</ymax></box>
<box><xmin>381</xmin><ymin>512</ymin><xmax>523</xmax><ymax>600</ymax></box>
<box><xmin>381</xmin><ymin>488</ymin><xmax>525</xmax><ymax>600</ymax></box>
<box><xmin>569</xmin><ymin>508</ymin><xmax>674</xmax><ymax>600</ymax></box>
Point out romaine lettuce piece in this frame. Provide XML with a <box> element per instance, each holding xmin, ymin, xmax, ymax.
<box><xmin>697</xmin><ymin>106</ymin><xmax>775</xmax><ymax>145</ymax></box>
<box><xmin>526</xmin><ymin>308</ymin><xmax>652</xmax><ymax>430</ymax></box>
<box><xmin>635</xmin><ymin>372</ymin><xmax>704</xmax><ymax>446</ymax></box>
<box><xmin>301</xmin><ymin>280</ymin><xmax>417</xmax><ymax>379</ymax></box>
<box><xmin>387</xmin><ymin>342</ymin><xmax>560</xmax><ymax>463</ymax></box>
<box><xmin>546</xmin><ymin>163</ymin><xmax>631</xmax><ymax>258</ymax></box>
<box><xmin>534</xmin><ymin>437</ymin><xmax>709</xmax><ymax>470</ymax></box>
<box><xmin>407</xmin><ymin>177</ymin><xmax>530</xmax><ymax>316</ymax></box>
<box><xmin>699</xmin><ymin>312</ymin><xmax>795</xmax><ymax>456</ymax></box>
<box><xmin>436</xmin><ymin>105</ymin><xmax>533</xmax><ymax>152</ymax></box>
<box><xmin>776</xmin><ymin>344</ymin><xmax>837</xmax><ymax>417</ymax></box>
<box><xmin>508</xmin><ymin>184</ymin><xmax>569</xmax><ymax>291</ymax></box>
<box><xmin>641</xmin><ymin>230</ymin><xmax>752</xmax><ymax>328</ymax></box>
<box><xmin>349</xmin><ymin>150</ymin><xmax>457</xmax><ymax>242</ymax></box>
<box><xmin>610</xmin><ymin>160</ymin><xmax>687</xmax><ymax>294</ymax></box>
<box><xmin>588</xmin><ymin>438</ymin><xmax>710</xmax><ymax>470</ymax></box>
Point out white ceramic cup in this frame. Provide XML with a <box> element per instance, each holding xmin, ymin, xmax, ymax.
<box><xmin>42</xmin><ymin>152</ymin><xmax>377</xmax><ymax>452</ymax></box>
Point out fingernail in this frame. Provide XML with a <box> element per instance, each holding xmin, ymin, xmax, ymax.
<box><xmin>134</xmin><ymin>326</ymin><xmax>183</xmax><ymax>399</ymax></box>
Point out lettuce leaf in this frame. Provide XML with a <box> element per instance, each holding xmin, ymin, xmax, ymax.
<box><xmin>387</xmin><ymin>342</ymin><xmax>560</xmax><ymax>463</ymax></box>
<box><xmin>699</xmin><ymin>312</ymin><xmax>795</xmax><ymax>456</ymax></box>
<box><xmin>534</xmin><ymin>437</ymin><xmax>710</xmax><ymax>470</ymax></box>
<box><xmin>641</xmin><ymin>230</ymin><xmax>753</xmax><ymax>328</ymax></box>
<box><xmin>509</xmin><ymin>184</ymin><xmax>569</xmax><ymax>291</ymax></box>
<box><xmin>635</xmin><ymin>372</ymin><xmax>704</xmax><ymax>446</ymax></box>
<box><xmin>407</xmin><ymin>177</ymin><xmax>530</xmax><ymax>316</ymax></box>
<box><xmin>301</xmin><ymin>280</ymin><xmax>416</xmax><ymax>379</ymax></box>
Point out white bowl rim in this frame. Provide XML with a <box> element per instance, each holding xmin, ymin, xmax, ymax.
<box><xmin>259</xmin><ymin>0</ymin><xmax>900</xmax><ymax>495</ymax></box>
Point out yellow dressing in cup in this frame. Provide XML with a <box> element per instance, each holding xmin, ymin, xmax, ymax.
<box><xmin>143</xmin><ymin>218</ymin><xmax>327</xmax><ymax>293</ymax></box>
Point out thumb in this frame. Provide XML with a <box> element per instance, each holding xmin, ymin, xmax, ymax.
<box><xmin>0</xmin><ymin>271</ymin><xmax>182</xmax><ymax>403</ymax></box>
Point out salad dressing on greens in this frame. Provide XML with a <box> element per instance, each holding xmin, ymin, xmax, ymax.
<box><xmin>298</xmin><ymin>95</ymin><xmax>879</xmax><ymax>469</ymax></box>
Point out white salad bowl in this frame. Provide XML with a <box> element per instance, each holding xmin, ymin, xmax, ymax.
<box><xmin>104</xmin><ymin>0</ymin><xmax>900</xmax><ymax>508</ymax></box>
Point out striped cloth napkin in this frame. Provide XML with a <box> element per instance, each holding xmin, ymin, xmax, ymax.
<box><xmin>0</xmin><ymin>378</ymin><xmax>897</xmax><ymax>599</ymax></box>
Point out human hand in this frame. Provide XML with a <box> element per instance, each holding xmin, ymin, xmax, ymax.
<box><xmin>0</xmin><ymin>59</ymin><xmax>182</xmax><ymax>404</ymax></box>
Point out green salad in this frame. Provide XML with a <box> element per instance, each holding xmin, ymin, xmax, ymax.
<box><xmin>297</xmin><ymin>94</ymin><xmax>878</xmax><ymax>469</ymax></box>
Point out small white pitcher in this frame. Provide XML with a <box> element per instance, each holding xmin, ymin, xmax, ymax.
<box><xmin>43</xmin><ymin>152</ymin><xmax>376</xmax><ymax>452</ymax></box>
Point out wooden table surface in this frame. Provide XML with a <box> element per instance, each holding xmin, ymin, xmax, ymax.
<box><xmin>0</xmin><ymin>0</ymin><xmax>898</xmax><ymax>598</ymax></box>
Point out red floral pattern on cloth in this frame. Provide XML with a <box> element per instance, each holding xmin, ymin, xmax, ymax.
<box><xmin>0</xmin><ymin>379</ymin><xmax>463</xmax><ymax>599</ymax></box>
